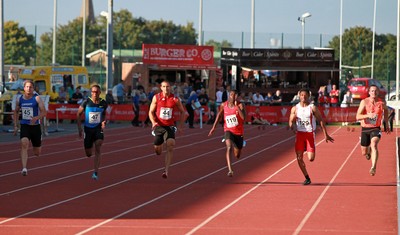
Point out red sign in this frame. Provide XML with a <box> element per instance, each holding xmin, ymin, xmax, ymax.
<box><xmin>142</xmin><ymin>44</ymin><xmax>214</xmax><ymax>67</ymax></box>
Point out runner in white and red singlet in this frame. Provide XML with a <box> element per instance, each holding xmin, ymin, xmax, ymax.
<box><xmin>208</xmin><ymin>90</ymin><xmax>245</xmax><ymax>177</ymax></box>
<box><xmin>356</xmin><ymin>85</ymin><xmax>390</xmax><ymax>176</ymax></box>
<box><xmin>149</xmin><ymin>80</ymin><xmax>186</xmax><ymax>179</ymax></box>
<box><xmin>288</xmin><ymin>89</ymin><xmax>334</xmax><ymax>185</ymax></box>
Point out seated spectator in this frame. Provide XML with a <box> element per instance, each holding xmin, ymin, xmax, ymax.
<box><xmin>291</xmin><ymin>91</ymin><xmax>300</xmax><ymax>104</ymax></box>
<box><xmin>245</xmin><ymin>92</ymin><xmax>254</xmax><ymax>105</ymax></box>
<box><xmin>251</xmin><ymin>107</ymin><xmax>270</xmax><ymax>128</ymax></box>
<box><xmin>272</xmin><ymin>90</ymin><xmax>282</xmax><ymax>105</ymax></box>
<box><xmin>252</xmin><ymin>91</ymin><xmax>264</xmax><ymax>106</ymax></box>
<box><xmin>69</xmin><ymin>86</ymin><xmax>83</xmax><ymax>104</ymax></box>
<box><xmin>57</xmin><ymin>86</ymin><xmax>68</xmax><ymax>103</ymax></box>
<box><xmin>264</xmin><ymin>92</ymin><xmax>273</xmax><ymax>105</ymax></box>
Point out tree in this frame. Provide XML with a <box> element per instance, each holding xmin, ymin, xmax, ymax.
<box><xmin>205</xmin><ymin>39</ymin><xmax>233</xmax><ymax>52</ymax></box>
<box><xmin>4</xmin><ymin>21</ymin><xmax>35</xmax><ymax>65</ymax></box>
<box><xmin>328</xmin><ymin>26</ymin><xmax>396</xmax><ymax>80</ymax></box>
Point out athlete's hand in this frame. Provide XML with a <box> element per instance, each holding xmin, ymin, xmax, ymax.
<box><xmin>208</xmin><ymin>128</ymin><xmax>215</xmax><ymax>136</ymax></box>
<box><xmin>325</xmin><ymin>134</ymin><xmax>334</xmax><ymax>143</ymax></box>
<box><xmin>13</xmin><ymin>126</ymin><xmax>18</xmax><ymax>136</ymax></box>
<box><xmin>78</xmin><ymin>128</ymin><xmax>83</xmax><ymax>138</ymax></box>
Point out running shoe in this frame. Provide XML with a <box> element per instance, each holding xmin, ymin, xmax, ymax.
<box><xmin>366</xmin><ymin>153</ymin><xmax>371</xmax><ymax>160</ymax></box>
<box><xmin>92</xmin><ymin>172</ymin><xmax>98</xmax><ymax>180</ymax></box>
<box><xmin>221</xmin><ymin>138</ymin><xmax>225</xmax><ymax>143</ymax></box>
<box><xmin>243</xmin><ymin>140</ymin><xmax>246</xmax><ymax>147</ymax></box>
<box><xmin>227</xmin><ymin>170</ymin><xmax>233</xmax><ymax>177</ymax></box>
<box><xmin>21</xmin><ymin>168</ymin><xmax>28</xmax><ymax>176</ymax></box>
<box><xmin>303</xmin><ymin>178</ymin><xmax>311</xmax><ymax>185</ymax></box>
<box><xmin>162</xmin><ymin>170</ymin><xmax>168</xmax><ymax>179</ymax></box>
<box><xmin>369</xmin><ymin>167</ymin><xmax>376</xmax><ymax>176</ymax></box>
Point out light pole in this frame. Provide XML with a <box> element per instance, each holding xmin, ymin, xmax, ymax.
<box><xmin>100</xmin><ymin>0</ymin><xmax>113</xmax><ymax>91</ymax></box>
<box><xmin>298</xmin><ymin>12</ymin><xmax>311</xmax><ymax>49</ymax></box>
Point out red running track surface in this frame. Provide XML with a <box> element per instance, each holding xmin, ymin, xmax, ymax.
<box><xmin>0</xmin><ymin>124</ymin><xmax>397</xmax><ymax>234</ymax></box>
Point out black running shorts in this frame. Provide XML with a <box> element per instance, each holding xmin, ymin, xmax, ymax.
<box><xmin>360</xmin><ymin>127</ymin><xmax>381</xmax><ymax>147</ymax></box>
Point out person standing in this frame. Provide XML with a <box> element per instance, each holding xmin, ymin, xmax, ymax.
<box><xmin>288</xmin><ymin>89</ymin><xmax>334</xmax><ymax>185</ymax></box>
<box><xmin>329</xmin><ymin>84</ymin><xmax>340</xmax><ymax>107</ymax></box>
<box><xmin>356</xmin><ymin>85</ymin><xmax>390</xmax><ymax>176</ymax></box>
<box><xmin>208</xmin><ymin>90</ymin><xmax>245</xmax><ymax>177</ymax></box>
<box><xmin>13</xmin><ymin>80</ymin><xmax>47</xmax><ymax>176</ymax></box>
<box><xmin>186</xmin><ymin>91</ymin><xmax>199</xmax><ymax>128</ymax></box>
<box><xmin>77</xmin><ymin>85</ymin><xmax>108</xmax><ymax>180</ymax></box>
<box><xmin>148</xmin><ymin>80</ymin><xmax>185</xmax><ymax>179</ymax></box>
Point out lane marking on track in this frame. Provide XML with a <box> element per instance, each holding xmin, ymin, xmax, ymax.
<box><xmin>186</xmin><ymin>127</ymin><xmax>342</xmax><ymax>235</ymax></box>
<box><xmin>0</xmin><ymin>127</ymin><xmax>283</xmax><ymax>224</ymax></box>
<box><xmin>292</xmin><ymin>140</ymin><xmax>359</xmax><ymax>235</ymax></box>
<box><xmin>75</xmin><ymin>128</ymin><xmax>292</xmax><ymax>235</ymax></box>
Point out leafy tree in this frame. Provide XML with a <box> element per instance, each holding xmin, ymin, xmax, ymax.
<box><xmin>328</xmin><ymin>26</ymin><xmax>396</xmax><ymax>80</ymax></box>
<box><xmin>4</xmin><ymin>21</ymin><xmax>35</xmax><ymax>65</ymax></box>
<box><xmin>205</xmin><ymin>39</ymin><xmax>233</xmax><ymax>52</ymax></box>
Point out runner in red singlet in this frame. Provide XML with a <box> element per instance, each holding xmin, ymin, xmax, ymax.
<box><xmin>288</xmin><ymin>89</ymin><xmax>334</xmax><ymax>185</ymax></box>
<box><xmin>356</xmin><ymin>85</ymin><xmax>390</xmax><ymax>176</ymax></box>
<box><xmin>149</xmin><ymin>80</ymin><xmax>186</xmax><ymax>179</ymax></box>
<box><xmin>208</xmin><ymin>90</ymin><xmax>245</xmax><ymax>177</ymax></box>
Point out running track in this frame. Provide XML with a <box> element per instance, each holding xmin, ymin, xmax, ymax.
<box><xmin>0</xmin><ymin>124</ymin><xmax>398</xmax><ymax>234</ymax></box>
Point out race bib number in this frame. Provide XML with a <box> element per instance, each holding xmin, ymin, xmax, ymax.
<box><xmin>225</xmin><ymin>114</ymin><xmax>238</xmax><ymax>128</ymax></box>
<box><xmin>297</xmin><ymin>119</ymin><xmax>310</xmax><ymax>127</ymax></box>
<box><xmin>366</xmin><ymin>115</ymin><xmax>377</xmax><ymax>125</ymax></box>
<box><xmin>88</xmin><ymin>111</ymin><xmax>101</xmax><ymax>124</ymax></box>
<box><xmin>21</xmin><ymin>107</ymin><xmax>33</xmax><ymax>120</ymax></box>
<box><xmin>159</xmin><ymin>107</ymin><xmax>172</xmax><ymax>120</ymax></box>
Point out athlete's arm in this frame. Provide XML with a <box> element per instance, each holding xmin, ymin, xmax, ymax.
<box><xmin>33</xmin><ymin>96</ymin><xmax>47</xmax><ymax>125</ymax></box>
<box><xmin>148</xmin><ymin>95</ymin><xmax>158</xmax><ymax>128</ymax></box>
<box><xmin>313</xmin><ymin>105</ymin><xmax>334</xmax><ymax>143</ymax></box>
<box><xmin>13</xmin><ymin>98</ymin><xmax>20</xmax><ymax>136</ymax></box>
<box><xmin>288</xmin><ymin>106</ymin><xmax>296</xmax><ymax>132</ymax></box>
<box><xmin>356</xmin><ymin>100</ymin><xmax>375</xmax><ymax>120</ymax></box>
<box><xmin>208</xmin><ymin>103</ymin><xmax>224</xmax><ymax>136</ymax></box>
<box><xmin>76</xmin><ymin>105</ymin><xmax>85</xmax><ymax>138</ymax></box>
<box><xmin>175</xmin><ymin>99</ymin><xmax>186</xmax><ymax>132</ymax></box>
<box><xmin>382</xmin><ymin>101</ymin><xmax>391</xmax><ymax>133</ymax></box>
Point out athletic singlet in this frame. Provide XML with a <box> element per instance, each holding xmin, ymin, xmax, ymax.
<box><xmin>155</xmin><ymin>93</ymin><xmax>179</xmax><ymax>126</ymax></box>
<box><xmin>223</xmin><ymin>102</ymin><xmax>244</xmax><ymax>135</ymax></box>
<box><xmin>295</xmin><ymin>103</ymin><xmax>316</xmax><ymax>133</ymax></box>
<box><xmin>19</xmin><ymin>95</ymin><xmax>40</xmax><ymax>125</ymax></box>
<box><xmin>361</xmin><ymin>98</ymin><xmax>384</xmax><ymax>128</ymax></box>
<box><xmin>81</xmin><ymin>97</ymin><xmax>108</xmax><ymax>128</ymax></box>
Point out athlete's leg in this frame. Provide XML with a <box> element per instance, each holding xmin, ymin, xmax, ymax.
<box><xmin>20</xmin><ymin>137</ymin><xmax>29</xmax><ymax>169</ymax></box>
<box><xmin>296</xmin><ymin>151</ymin><xmax>308</xmax><ymax>177</ymax></box>
<box><xmin>164</xmin><ymin>138</ymin><xmax>176</xmax><ymax>175</ymax></box>
<box><xmin>225</xmin><ymin>139</ymin><xmax>233</xmax><ymax>175</ymax></box>
<box><xmin>93</xmin><ymin>139</ymin><xmax>103</xmax><ymax>173</ymax></box>
<box><xmin>369</xmin><ymin>136</ymin><xmax>380</xmax><ymax>175</ymax></box>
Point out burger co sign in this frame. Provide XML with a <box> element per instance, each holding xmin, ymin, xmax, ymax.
<box><xmin>142</xmin><ymin>44</ymin><xmax>214</xmax><ymax>66</ymax></box>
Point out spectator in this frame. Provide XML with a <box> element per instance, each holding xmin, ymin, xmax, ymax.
<box><xmin>291</xmin><ymin>91</ymin><xmax>300</xmax><ymax>104</ymax></box>
<box><xmin>131</xmin><ymin>90</ymin><xmax>140</xmax><ymax>127</ymax></box>
<box><xmin>207</xmin><ymin>98</ymin><xmax>217</xmax><ymax>124</ymax></box>
<box><xmin>112</xmin><ymin>82</ymin><xmax>125</xmax><ymax>104</ymax></box>
<box><xmin>252</xmin><ymin>91</ymin><xmax>264</xmax><ymax>106</ymax></box>
<box><xmin>8</xmin><ymin>66</ymin><xmax>16</xmax><ymax>82</ymax></box>
<box><xmin>329</xmin><ymin>84</ymin><xmax>340</xmax><ymax>107</ymax></box>
<box><xmin>252</xmin><ymin>107</ymin><xmax>270</xmax><ymax>128</ymax></box>
<box><xmin>215</xmin><ymin>86</ymin><xmax>224</xmax><ymax>106</ymax></box>
<box><xmin>69</xmin><ymin>86</ymin><xmax>83</xmax><ymax>104</ymax></box>
<box><xmin>105</xmin><ymin>89</ymin><xmax>116</xmax><ymax>104</ymax></box>
<box><xmin>318</xmin><ymin>86</ymin><xmax>329</xmax><ymax>108</ymax></box>
<box><xmin>264</xmin><ymin>92</ymin><xmax>273</xmax><ymax>105</ymax></box>
<box><xmin>340</xmin><ymin>90</ymin><xmax>353</xmax><ymax>126</ymax></box>
<box><xmin>186</xmin><ymin>91</ymin><xmax>199</xmax><ymax>129</ymax></box>
<box><xmin>198</xmin><ymin>88</ymin><xmax>209</xmax><ymax>105</ymax></box>
<box><xmin>383</xmin><ymin>106</ymin><xmax>395</xmax><ymax>132</ymax></box>
<box><xmin>222</xmin><ymin>85</ymin><xmax>231</xmax><ymax>102</ymax></box>
<box><xmin>272</xmin><ymin>90</ymin><xmax>282</xmax><ymax>105</ymax></box>
<box><xmin>57</xmin><ymin>86</ymin><xmax>68</xmax><ymax>103</ymax></box>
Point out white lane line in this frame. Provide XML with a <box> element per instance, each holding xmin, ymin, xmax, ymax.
<box><xmin>0</xmin><ymin>127</ymin><xmax>280</xmax><ymax>224</ymax></box>
<box><xmin>76</xmin><ymin>133</ymin><xmax>294</xmax><ymax>235</ymax></box>
<box><xmin>292</xmin><ymin>140</ymin><xmax>359</xmax><ymax>235</ymax></box>
<box><xmin>186</xmin><ymin>127</ymin><xmax>342</xmax><ymax>235</ymax></box>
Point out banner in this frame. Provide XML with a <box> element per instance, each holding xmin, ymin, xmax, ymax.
<box><xmin>142</xmin><ymin>44</ymin><xmax>214</xmax><ymax>67</ymax></box>
<box><xmin>48</xmin><ymin>104</ymin><xmax>358</xmax><ymax>124</ymax></box>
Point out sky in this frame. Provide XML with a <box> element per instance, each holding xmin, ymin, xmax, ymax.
<box><xmin>4</xmin><ymin>0</ymin><xmax>399</xmax><ymax>48</ymax></box>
